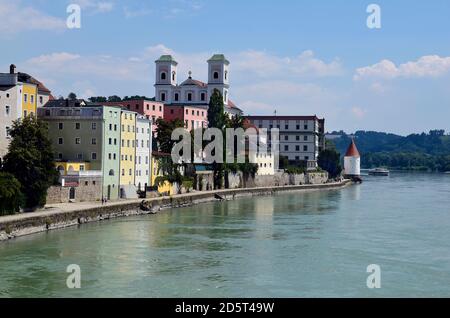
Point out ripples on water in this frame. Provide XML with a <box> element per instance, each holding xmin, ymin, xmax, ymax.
<box><xmin>1</xmin><ymin>173</ymin><xmax>450</xmax><ymax>297</ymax></box>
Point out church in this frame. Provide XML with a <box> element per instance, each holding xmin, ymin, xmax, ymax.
<box><xmin>154</xmin><ymin>54</ymin><xmax>243</xmax><ymax>118</ymax></box>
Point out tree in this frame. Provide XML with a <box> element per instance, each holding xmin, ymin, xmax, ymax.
<box><xmin>155</xmin><ymin>118</ymin><xmax>185</xmax><ymax>154</ymax></box>
<box><xmin>108</xmin><ymin>95</ymin><xmax>122</xmax><ymax>102</ymax></box>
<box><xmin>208</xmin><ymin>89</ymin><xmax>227</xmax><ymax>130</ymax></box>
<box><xmin>317</xmin><ymin>149</ymin><xmax>342</xmax><ymax>179</ymax></box>
<box><xmin>68</xmin><ymin>92</ymin><xmax>77</xmax><ymax>100</ymax></box>
<box><xmin>88</xmin><ymin>96</ymin><xmax>107</xmax><ymax>103</ymax></box>
<box><xmin>0</xmin><ymin>173</ymin><xmax>24</xmax><ymax>215</ymax></box>
<box><xmin>2</xmin><ymin>116</ymin><xmax>58</xmax><ymax>210</ymax></box>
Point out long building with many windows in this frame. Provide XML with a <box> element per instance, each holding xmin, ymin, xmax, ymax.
<box><xmin>246</xmin><ymin>115</ymin><xmax>325</xmax><ymax>168</ymax></box>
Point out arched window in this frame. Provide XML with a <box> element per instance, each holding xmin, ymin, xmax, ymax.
<box><xmin>187</xmin><ymin>93</ymin><xmax>192</xmax><ymax>101</ymax></box>
<box><xmin>109</xmin><ymin>169</ymin><xmax>115</xmax><ymax>176</ymax></box>
<box><xmin>225</xmin><ymin>71</ymin><xmax>228</xmax><ymax>80</ymax></box>
<box><xmin>213</xmin><ymin>71</ymin><xmax>219</xmax><ymax>79</ymax></box>
<box><xmin>172</xmin><ymin>71</ymin><xmax>176</xmax><ymax>81</ymax></box>
<box><xmin>161</xmin><ymin>92</ymin><xmax>166</xmax><ymax>102</ymax></box>
<box><xmin>200</xmin><ymin>92</ymin><xmax>206</xmax><ymax>101</ymax></box>
<box><xmin>160</xmin><ymin>72</ymin><xmax>166</xmax><ymax>80</ymax></box>
<box><xmin>174</xmin><ymin>93</ymin><xmax>179</xmax><ymax>101</ymax></box>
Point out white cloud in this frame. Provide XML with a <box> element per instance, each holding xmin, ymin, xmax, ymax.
<box><xmin>351</xmin><ymin>107</ymin><xmax>366</xmax><ymax>119</ymax></box>
<box><xmin>0</xmin><ymin>0</ymin><xmax>65</xmax><ymax>34</ymax></box>
<box><xmin>233</xmin><ymin>50</ymin><xmax>343</xmax><ymax>78</ymax></box>
<box><xmin>354</xmin><ymin>55</ymin><xmax>450</xmax><ymax>80</ymax></box>
<box><xmin>75</xmin><ymin>0</ymin><xmax>114</xmax><ymax>13</ymax></box>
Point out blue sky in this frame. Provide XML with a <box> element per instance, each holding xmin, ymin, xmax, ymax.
<box><xmin>1</xmin><ymin>0</ymin><xmax>450</xmax><ymax>135</ymax></box>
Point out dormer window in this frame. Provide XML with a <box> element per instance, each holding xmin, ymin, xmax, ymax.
<box><xmin>160</xmin><ymin>72</ymin><xmax>167</xmax><ymax>80</ymax></box>
<box><xmin>213</xmin><ymin>71</ymin><xmax>219</xmax><ymax>79</ymax></box>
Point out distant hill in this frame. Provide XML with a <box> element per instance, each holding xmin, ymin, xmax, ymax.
<box><xmin>327</xmin><ymin>130</ymin><xmax>450</xmax><ymax>172</ymax></box>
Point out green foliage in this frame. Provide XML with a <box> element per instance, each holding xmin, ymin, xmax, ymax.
<box><xmin>285</xmin><ymin>166</ymin><xmax>306</xmax><ymax>175</ymax></box>
<box><xmin>1</xmin><ymin>116</ymin><xmax>58</xmax><ymax>210</ymax></box>
<box><xmin>207</xmin><ymin>89</ymin><xmax>227</xmax><ymax>130</ymax></box>
<box><xmin>68</xmin><ymin>92</ymin><xmax>77</xmax><ymax>100</ymax></box>
<box><xmin>317</xmin><ymin>149</ymin><xmax>342</xmax><ymax>178</ymax></box>
<box><xmin>88</xmin><ymin>96</ymin><xmax>107</xmax><ymax>103</ymax></box>
<box><xmin>155</xmin><ymin>118</ymin><xmax>184</xmax><ymax>154</ymax></box>
<box><xmin>0</xmin><ymin>173</ymin><xmax>24</xmax><ymax>215</ymax></box>
<box><xmin>107</xmin><ymin>95</ymin><xmax>122</xmax><ymax>102</ymax></box>
<box><xmin>331</xmin><ymin>130</ymin><xmax>450</xmax><ymax>172</ymax></box>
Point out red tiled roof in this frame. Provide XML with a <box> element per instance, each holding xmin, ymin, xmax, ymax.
<box><xmin>345</xmin><ymin>139</ymin><xmax>360</xmax><ymax>157</ymax></box>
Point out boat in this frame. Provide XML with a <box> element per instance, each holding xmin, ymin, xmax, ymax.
<box><xmin>368</xmin><ymin>168</ymin><xmax>390</xmax><ymax>176</ymax></box>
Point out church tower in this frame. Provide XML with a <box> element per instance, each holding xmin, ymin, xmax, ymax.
<box><xmin>207</xmin><ymin>54</ymin><xmax>230</xmax><ymax>105</ymax></box>
<box><xmin>154</xmin><ymin>55</ymin><xmax>178</xmax><ymax>103</ymax></box>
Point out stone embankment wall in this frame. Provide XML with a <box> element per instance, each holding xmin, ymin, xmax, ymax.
<box><xmin>227</xmin><ymin>171</ymin><xmax>328</xmax><ymax>188</ymax></box>
<box><xmin>0</xmin><ymin>180</ymin><xmax>350</xmax><ymax>242</ymax></box>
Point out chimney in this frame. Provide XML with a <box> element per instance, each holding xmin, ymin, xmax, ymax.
<box><xmin>10</xmin><ymin>64</ymin><xmax>16</xmax><ymax>74</ymax></box>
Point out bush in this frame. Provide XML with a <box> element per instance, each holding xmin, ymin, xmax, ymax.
<box><xmin>0</xmin><ymin>172</ymin><xmax>24</xmax><ymax>215</ymax></box>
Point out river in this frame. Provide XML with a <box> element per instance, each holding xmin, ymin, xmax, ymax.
<box><xmin>1</xmin><ymin>173</ymin><xmax>450</xmax><ymax>297</ymax></box>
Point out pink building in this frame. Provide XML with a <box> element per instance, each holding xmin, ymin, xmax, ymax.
<box><xmin>104</xmin><ymin>99</ymin><xmax>164</xmax><ymax>131</ymax></box>
<box><xmin>164</xmin><ymin>105</ymin><xmax>208</xmax><ymax>131</ymax></box>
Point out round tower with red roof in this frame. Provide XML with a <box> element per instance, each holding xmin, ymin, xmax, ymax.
<box><xmin>344</xmin><ymin>139</ymin><xmax>361</xmax><ymax>177</ymax></box>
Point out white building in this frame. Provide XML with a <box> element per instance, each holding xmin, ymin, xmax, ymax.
<box><xmin>344</xmin><ymin>139</ymin><xmax>361</xmax><ymax>177</ymax></box>
<box><xmin>154</xmin><ymin>54</ymin><xmax>243</xmax><ymax>117</ymax></box>
<box><xmin>135</xmin><ymin>115</ymin><xmax>152</xmax><ymax>191</ymax></box>
<box><xmin>246</xmin><ymin>116</ymin><xmax>325</xmax><ymax>169</ymax></box>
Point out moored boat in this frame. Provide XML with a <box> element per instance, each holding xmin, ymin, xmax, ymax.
<box><xmin>368</xmin><ymin>168</ymin><xmax>390</xmax><ymax>176</ymax></box>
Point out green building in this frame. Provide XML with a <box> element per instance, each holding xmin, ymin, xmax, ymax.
<box><xmin>38</xmin><ymin>100</ymin><xmax>122</xmax><ymax>200</ymax></box>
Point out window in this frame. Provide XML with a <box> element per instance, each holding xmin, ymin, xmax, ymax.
<box><xmin>30</xmin><ymin>95</ymin><xmax>34</xmax><ymax>104</ymax></box>
<box><xmin>135</xmin><ymin>104</ymin><xmax>139</xmax><ymax>110</ymax></box>
<box><xmin>213</xmin><ymin>71</ymin><xmax>219</xmax><ymax>79</ymax></box>
<box><xmin>92</xmin><ymin>152</ymin><xmax>97</xmax><ymax>160</ymax></box>
<box><xmin>296</xmin><ymin>145</ymin><xmax>300</xmax><ymax>151</ymax></box>
<box><xmin>296</xmin><ymin>125</ymin><xmax>300</xmax><ymax>130</ymax></box>
<box><xmin>91</xmin><ymin>138</ymin><xmax>97</xmax><ymax>145</ymax></box>
<box><xmin>201</xmin><ymin>93</ymin><xmax>206</xmax><ymax>101</ymax></box>
<box><xmin>225</xmin><ymin>71</ymin><xmax>228</xmax><ymax>80</ymax></box>
<box><xmin>296</xmin><ymin>135</ymin><xmax>300</xmax><ymax>141</ymax></box>
<box><xmin>284</xmin><ymin>135</ymin><xmax>288</xmax><ymax>141</ymax></box>
<box><xmin>76</xmin><ymin>153</ymin><xmax>83</xmax><ymax>160</ymax></box>
<box><xmin>172</xmin><ymin>71</ymin><xmax>176</xmax><ymax>81</ymax></box>
<box><xmin>24</xmin><ymin>94</ymin><xmax>27</xmax><ymax>102</ymax></box>
<box><xmin>58</xmin><ymin>138</ymin><xmax>63</xmax><ymax>145</ymax></box>
<box><xmin>58</xmin><ymin>153</ymin><xmax>63</xmax><ymax>159</ymax></box>
<box><xmin>75</xmin><ymin>123</ymin><xmax>80</xmax><ymax>130</ymax></box>
<box><xmin>109</xmin><ymin>138</ymin><xmax>112</xmax><ymax>145</ymax></box>
<box><xmin>92</xmin><ymin>123</ymin><xmax>97</xmax><ymax>130</ymax></box>
<box><xmin>284</xmin><ymin>145</ymin><xmax>289</xmax><ymax>151</ymax></box>
<box><xmin>75</xmin><ymin>138</ymin><xmax>81</xmax><ymax>145</ymax></box>
<box><xmin>6</xmin><ymin>127</ymin><xmax>11</xmax><ymax>138</ymax></box>
<box><xmin>303</xmin><ymin>145</ymin><xmax>308</xmax><ymax>152</ymax></box>
<box><xmin>160</xmin><ymin>72</ymin><xmax>166</xmax><ymax>80</ymax></box>
<box><xmin>152</xmin><ymin>104</ymin><xmax>155</xmax><ymax>111</ymax></box>
<box><xmin>109</xmin><ymin>124</ymin><xmax>112</xmax><ymax>130</ymax></box>
<box><xmin>192</xmin><ymin>110</ymin><xmax>195</xmax><ymax>115</ymax></box>
<box><xmin>161</xmin><ymin>93</ymin><xmax>166</xmax><ymax>101</ymax></box>
<box><xmin>174</xmin><ymin>93</ymin><xmax>179</xmax><ymax>101</ymax></box>
<box><xmin>188</xmin><ymin>93</ymin><xmax>192</xmax><ymax>101</ymax></box>
<box><xmin>39</xmin><ymin>96</ymin><xmax>43</xmax><ymax>104</ymax></box>
<box><xmin>305</xmin><ymin>156</ymin><xmax>309</xmax><ymax>161</ymax></box>
<box><xmin>6</xmin><ymin>93</ymin><xmax>9</xmax><ymax>98</ymax></box>
<box><xmin>109</xmin><ymin>153</ymin><xmax>112</xmax><ymax>160</ymax></box>
<box><xmin>304</xmin><ymin>125</ymin><xmax>308</xmax><ymax>130</ymax></box>
<box><xmin>304</xmin><ymin>136</ymin><xmax>308</xmax><ymax>141</ymax></box>
<box><xmin>114</xmin><ymin>124</ymin><xmax>117</xmax><ymax>131</ymax></box>
<box><xmin>129</xmin><ymin>169</ymin><xmax>132</xmax><ymax>176</ymax></box>
<box><xmin>122</xmin><ymin>169</ymin><xmax>125</xmax><ymax>176</ymax></box>
<box><xmin>285</xmin><ymin>125</ymin><xmax>289</xmax><ymax>130</ymax></box>
<box><xmin>159</xmin><ymin>106</ymin><xmax>162</xmax><ymax>111</ymax></box>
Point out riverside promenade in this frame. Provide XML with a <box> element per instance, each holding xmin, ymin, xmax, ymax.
<box><xmin>0</xmin><ymin>180</ymin><xmax>351</xmax><ymax>241</ymax></box>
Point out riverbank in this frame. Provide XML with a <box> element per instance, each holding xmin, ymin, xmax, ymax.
<box><xmin>0</xmin><ymin>180</ymin><xmax>351</xmax><ymax>242</ymax></box>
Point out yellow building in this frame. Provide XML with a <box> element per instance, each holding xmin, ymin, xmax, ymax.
<box><xmin>55</xmin><ymin>162</ymin><xmax>91</xmax><ymax>175</ymax></box>
<box><xmin>21</xmin><ymin>83</ymin><xmax>37</xmax><ymax>117</ymax></box>
<box><xmin>120</xmin><ymin>110</ymin><xmax>137</xmax><ymax>187</ymax></box>
<box><xmin>151</xmin><ymin>151</ymin><xmax>174</xmax><ymax>195</ymax></box>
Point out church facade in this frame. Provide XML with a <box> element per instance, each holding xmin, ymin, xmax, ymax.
<box><xmin>154</xmin><ymin>54</ymin><xmax>243</xmax><ymax>120</ymax></box>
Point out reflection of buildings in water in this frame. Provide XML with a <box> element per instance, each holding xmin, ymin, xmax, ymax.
<box><xmin>343</xmin><ymin>184</ymin><xmax>361</xmax><ymax>201</ymax></box>
<box><xmin>254</xmin><ymin>197</ymin><xmax>274</xmax><ymax>240</ymax></box>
